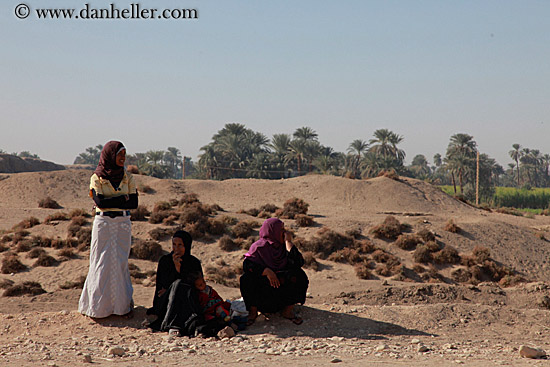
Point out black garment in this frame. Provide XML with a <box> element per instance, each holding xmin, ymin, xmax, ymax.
<box><xmin>240</xmin><ymin>246</ymin><xmax>309</xmax><ymax>313</ymax></box>
<box><xmin>148</xmin><ymin>252</ymin><xmax>203</xmax><ymax>317</ymax></box>
<box><xmin>91</xmin><ymin>189</ymin><xmax>138</xmax><ymax>210</ymax></box>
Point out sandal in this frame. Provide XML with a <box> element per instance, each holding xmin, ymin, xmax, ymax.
<box><xmin>287</xmin><ymin>316</ymin><xmax>303</xmax><ymax>325</ymax></box>
<box><xmin>121</xmin><ymin>309</ymin><xmax>134</xmax><ymax>319</ymax></box>
<box><xmin>246</xmin><ymin>316</ymin><xmax>256</xmax><ymax>326</ymax></box>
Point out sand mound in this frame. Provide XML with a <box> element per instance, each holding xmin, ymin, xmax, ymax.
<box><xmin>0</xmin><ymin>154</ymin><xmax>65</xmax><ymax>174</ymax></box>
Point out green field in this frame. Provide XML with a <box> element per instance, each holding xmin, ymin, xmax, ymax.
<box><xmin>439</xmin><ymin>186</ymin><xmax>550</xmax><ymax>209</ymax></box>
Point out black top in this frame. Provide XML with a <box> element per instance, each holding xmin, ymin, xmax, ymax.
<box><xmin>243</xmin><ymin>246</ymin><xmax>305</xmax><ymax>276</ymax></box>
<box><xmin>91</xmin><ymin>189</ymin><xmax>138</xmax><ymax>210</ymax></box>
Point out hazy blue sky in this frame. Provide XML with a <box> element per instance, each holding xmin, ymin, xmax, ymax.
<box><xmin>2</xmin><ymin>0</ymin><xmax>549</xmax><ymax>167</ymax></box>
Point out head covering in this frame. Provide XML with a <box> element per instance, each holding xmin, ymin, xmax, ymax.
<box><xmin>244</xmin><ymin>217</ymin><xmax>287</xmax><ymax>271</ymax></box>
<box><xmin>94</xmin><ymin>141</ymin><xmax>126</xmax><ymax>189</ymax></box>
<box><xmin>173</xmin><ymin>230</ymin><xmax>193</xmax><ymax>256</ymax></box>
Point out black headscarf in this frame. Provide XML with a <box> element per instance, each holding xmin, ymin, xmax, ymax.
<box><xmin>94</xmin><ymin>141</ymin><xmax>126</xmax><ymax>189</ymax></box>
<box><xmin>173</xmin><ymin>230</ymin><xmax>193</xmax><ymax>256</ymax></box>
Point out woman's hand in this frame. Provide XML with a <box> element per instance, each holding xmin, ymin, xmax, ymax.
<box><xmin>262</xmin><ymin>268</ymin><xmax>280</xmax><ymax>288</ymax></box>
<box><xmin>284</xmin><ymin>230</ymin><xmax>294</xmax><ymax>252</ymax></box>
<box><xmin>172</xmin><ymin>252</ymin><xmax>182</xmax><ymax>273</ymax></box>
<box><xmin>158</xmin><ymin>288</ymin><xmax>166</xmax><ymax>297</ymax></box>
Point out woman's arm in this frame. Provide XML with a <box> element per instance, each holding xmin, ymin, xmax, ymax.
<box><xmin>91</xmin><ymin>189</ymin><xmax>138</xmax><ymax>209</ymax></box>
<box><xmin>287</xmin><ymin>246</ymin><xmax>305</xmax><ymax>269</ymax></box>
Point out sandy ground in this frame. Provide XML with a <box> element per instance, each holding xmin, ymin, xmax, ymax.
<box><xmin>1</xmin><ymin>170</ymin><xmax>550</xmax><ymax>366</ymax></box>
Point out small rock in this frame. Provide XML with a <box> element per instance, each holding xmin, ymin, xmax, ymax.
<box><xmin>375</xmin><ymin>344</ymin><xmax>388</xmax><ymax>352</ymax></box>
<box><xmin>519</xmin><ymin>345</ymin><xmax>546</xmax><ymax>359</ymax></box>
<box><xmin>284</xmin><ymin>346</ymin><xmax>296</xmax><ymax>352</ymax></box>
<box><xmin>443</xmin><ymin>343</ymin><xmax>457</xmax><ymax>350</ymax></box>
<box><xmin>330</xmin><ymin>358</ymin><xmax>342</xmax><ymax>363</ymax></box>
<box><xmin>59</xmin><ymin>310</ymin><xmax>69</xmax><ymax>315</ymax></box>
<box><xmin>417</xmin><ymin>345</ymin><xmax>429</xmax><ymax>353</ymax></box>
<box><xmin>266</xmin><ymin>348</ymin><xmax>280</xmax><ymax>355</ymax></box>
<box><xmin>108</xmin><ymin>347</ymin><xmax>125</xmax><ymax>356</ymax></box>
<box><xmin>296</xmin><ymin>331</ymin><xmax>304</xmax><ymax>336</ymax></box>
<box><xmin>218</xmin><ymin>326</ymin><xmax>235</xmax><ymax>339</ymax></box>
<box><xmin>410</xmin><ymin>339</ymin><xmax>421</xmax><ymax>344</ymax></box>
<box><xmin>329</xmin><ymin>337</ymin><xmax>344</xmax><ymax>342</ymax></box>
<box><xmin>454</xmin><ymin>360</ymin><xmax>464</xmax><ymax>364</ymax></box>
<box><xmin>82</xmin><ymin>354</ymin><xmax>92</xmax><ymax>363</ymax></box>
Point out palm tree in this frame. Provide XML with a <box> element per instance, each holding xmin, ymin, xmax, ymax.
<box><xmin>369</xmin><ymin>129</ymin><xmax>405</xmax><ymax>168</ymax></box>
<box><xmin>409</xmin><ymin>154</ymin><xmax>431</xmax><ymax>179</ymax></box>
<box><xmin>347</xmin><ymin>139</ymin><xmax>369</xmax><ymax>179</ymax></box>
<box><xmin>445</xmin><ymin>133</ymin><xmax>477</xmax><ymax>194</ymax></box>
<box><xmin>509</xmin><ymin>143</ymin><xmax>522</xmax><ymax>187</ymax></box>
<box><xmin>286</xmin><ymin>139</ymin><xmax>307</xmax><ymax>175</ymax></box>
<box><xmin>293</xmin><ymin>127</ymin><xmax>318</xmax><ymax>142</ymax></box>
<box><xmin>165</xmin><ymin>147</ymin><xmax>182</xmax><ymax>178</ymax></box>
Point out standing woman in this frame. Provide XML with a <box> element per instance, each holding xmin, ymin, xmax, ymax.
<box><xmin>79</xmin><ymin>141</ymin><xmax>138</xmax><ymax>318</ymax></box>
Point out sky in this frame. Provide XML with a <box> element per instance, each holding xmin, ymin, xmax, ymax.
<box><xmin>1</xmin><ymin>0</ymin><xmax>549</xmax><ymax>167</ymax></box>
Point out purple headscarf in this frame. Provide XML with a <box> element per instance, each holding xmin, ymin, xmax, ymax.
<box><xmin>244</xmin><ymin>218</ymin><xmax>288</xmax><ymax>271</ymax></box>
<box><xmin>94</xmin><ymin>141</ymin><xmax>126</xmax><ymax>188</ymax></box>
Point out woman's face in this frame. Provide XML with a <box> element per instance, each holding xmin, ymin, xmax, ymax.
<box><xmin>172</xmin><ymin>237</ymin><xmax>186</xmax><ymax>257</ymax></box>
<box><xmin>115</xmin><ymin>149</ymin><xmax>126</xmax><ymax>167</ymax></box>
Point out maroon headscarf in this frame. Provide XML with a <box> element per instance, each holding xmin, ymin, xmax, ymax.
<box><xmin>94</xmin><ymin>141</ymin><xmax>126</xmax><ymax>189</ymax></box>
<box><xmin>244</xmin><ymin>217</ymin><xmax>288</xmax><ymax>271</ymax></box>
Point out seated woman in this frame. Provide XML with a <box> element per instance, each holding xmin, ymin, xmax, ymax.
<box><xmin>240</xmin><ymin>217</ymin><xmax>309</xmax><ymax>325</ymax></box>
<box><xmin>147</xmin><ymin>230</ymin><xmax>203</xmax><ymax>335</ymax></box>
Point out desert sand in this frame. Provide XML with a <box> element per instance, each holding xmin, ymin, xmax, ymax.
<box><xmin>1</xmin><ymin>170</ymin><xmax>550</xmax><ymax>366</ymax></box>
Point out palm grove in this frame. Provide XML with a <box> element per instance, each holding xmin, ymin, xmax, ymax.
<box><xmin>72</xmin><ymin>123</ymin><xmax>550</xmax><ymax>206</ymax></box>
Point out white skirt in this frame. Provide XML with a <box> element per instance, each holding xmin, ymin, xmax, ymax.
<box><xmin>78</xmin><ymin>215</ymin><xmax>133</xmax><ymax>318</ymax></box>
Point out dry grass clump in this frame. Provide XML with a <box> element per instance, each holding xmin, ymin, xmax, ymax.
<box><xmin>3</xmin><ymin>281</ymin><xmax>45</xmax><ymax>297</ymax></box>
<box><xmin>76</xmin><ymin>228</ymin><xmax>91</xmax><ymax>247</ymax></box>
<box><xmin>302</xmin><ymin>251</ymin><xmax>319</xmax><ymax>271</ymax></box>
<box><xmin>13</xmin><ymin>217</ymin><xmax>40</xmax><ymax>230</ymax></box>
<box><xmin>131</xmin><ymin>239</ymin><xmax>162</xmax><ymax>261</ymax></box>
<box><xmin>394</xmin><ymin>234</ymin><xmax>422</xmax><ymax>250</ymax></box>
<box><xmin>149</xmin><ymin>227</ymin><xmax>173</xmax><ymax>241</ymax></box>
<box><xmin>220</xmin><ymin>216</ymin><xmax>239</xmax><ymax>226</ymax></box>
<box><xmin>417</xmin><ymin>228</ymin><xmax>435</xmax><ymax>242</ymax></box>
<box><xmin>207</xmin><ymin>218</ymin><xmax>226</xmax><ymax>235</ymax></box>
<box><xmin>1</xmin><ymin>254</ymin><xmax>26</xmax><ymax>274</ymax></box>
<box><xmin>231</xmin><ymin>221</ymin><xmax>254</xmax><ymax>239</ymax></box>
<box><xmin>59</xmin><ymin>275</ymin><xmax>87</xmax><ymax>290</ymax></box>
<box><xmin>378</xmin><ymin>169</ymin><xmax>400</xmax><ymax>180</ymax></box>
<box><xmin>128</xmin><ymin>263</ymin><xmax>147</xmax><ymax>281</ymax></box>
<box><xmin>162</xmin><ymin>213</ymin><xmax>179</xmax><ymax>226</ymax></box>
<box><xmin>127</xmin><ymin>165</ymin><xmax>139</xmax><ymax>174</ymax></box>
<box><xmin>205</xmin><ymin>259</ymin><xmax>242</xmax><ymax>288</ymax></box>
<box><xmin>432</xmin><ymin>246</ymin><xmax>461</xmax><ymax>265</ymax></box>
<box><xmin>375</xmin><ymin>263</ymin><xmax>402</xmax><ymax>277</ymax></box>
<box><xmin>472</xmin><ymin>246</ymin><xmax>491</xmax><ymax>263</ymax></box>
<box><xmin>275</xmin><ymin>198</ymin><xmax>309</xmax><ymax>219</ymax></box>
<box><xmin>295</xmin><ymin>214</ymin><xmax>314</xmax><ymax>227</ymax></box>
<box><xmin>370</xmin><ymin>216</ymin><xmax>404</xmax><ymax>240</ymax></box>
<box><xmin>354</xmin><ymin>263</ymin><xmax>373</xmax><ymax>279</ymax></box>
<box><xmin>137</xmin><ymin>183</ymin><xmax>154</xmax><ymax>194</ymax></box>
<box><xmin>239</xmin><ymin>208</ymin><xmax>260</xmax><ymax>217</ymax></box>
<box><xmin>444</xmin><ymin>219</ymin><xmax>461</xmax><ymax>233</ymax></box>
<box><xmin>33</xmin><ymin>253</ymin><xmax>57</xmax><ymax>267</ymax></box>
<box><xmin>14</xmin><ymin>240</ymin><xmax>32</xmax><ymax>253</ymax></box>
<box><xmin>67</xmin><ymin>224</ymin><xmax>82</xmax><ymax>238</ymax></box>
<box><xmin>153</xmin><ymin>201</ymin><xmax>172</xmax><ymax>212</ymax></box>
<box><xmin>236</xmin><ymin>236</ymin><xmax>257</xmax><ymax>251</ymax></box>
<box><xmin>178</xmin><ymin>193</ymin><xmax>199</xmax><ymax>206</ymax></box>
<box><xmin>70</xmin><ymin>215</ymin><xmax>87</xmax><ymax>226</ymax></box>
<box><xmin>69</xmin><ymin>209</ymin><xmax>91</xmax><ymax>218</ymax></box>
<box><xmin>44</xmin><ymin>212</ymin><xmax>69</xmax><ymax>223</ymax></box>
<box><xmin>27</xmin><ymin>247</ymin><xmax>46</xmax><ymax>259</ymax></box>
<box><xmin>0</xmin><ymin>278</ymin><xmax>14</xmax><ymax>289</ymax></box>
<box><xmin>495</xmin><ymin>207</ymin><xmax>523</xmax><ymax>216</ymax></box>
<box><xmin>499</xmin><ymin>274</ymin><xmax>526</xmax><ymax>287</ymax></box>
<box><xmin>130</xmin><ymin>205</ymin><xmax>151</xmax><ymax>221</ymax></box>
<box><xmin>218</xmin><ymin>235</ymin><xmax>239</xmax><ymax>252</ymax></box>
<box><xmin>328</xmin><ymin>247</ymin><xmax>364</xmax><ymax>264</ymax></box>
<box><xmin>0</xmin><ymin>234</ymin><xmax>13</xmax><ymax>244</ymax></box>
<box><xmin>148</xmin><ymin>210</ymin><xmax>172</xmax><ymax>224</ymax></box>
<box><xmin>370</xmin><ymin>249</ymin><xmax>401</xmax><ymax>267</ymax></box>
<box><xmin>57</xmin><ymin>248</ymin><xmax>77</xmax><ymax>260</ymax></box>
<box><xmin>296</xmin><ymin>228</ymin><xmax>355</xmax><ymax>259</ymax></box>
<box><xmin>413</xmin><ymin>245</ymin><xmax>432</xmax><ymax>264</ymax></box>
<box><xmin>13</xmin><ymin>230</ymin><xmax>30</xmax><ymax>244</ymax></box>
<box><xmin>412</xmin><ymin>264</ymin><xmax>426</xmax><ymax>273</ymax></box>
<box><xmin>345</xmin><ymin>228</ymin><xmax>362</xmax><ymax>239</ymax></box>
<box><xmin>259</xmin><ymin>204</ymin><xmax>279</xmax><ymax>213</ymax></box>
<box><xmin>38</xmin><ymin>197</ymin><xmax>61</xmax><ymax>209</ymax></box>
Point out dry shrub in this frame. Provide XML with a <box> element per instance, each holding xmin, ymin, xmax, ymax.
<box><xmin>180</xmin><ymin>202</ymin><xmax>210</xmax><ymax>222</ymax></box>
<box><xmin>13</xmin><ymin>217</ymin><xmax>40</xmax><ymax>230</ymax></box>
<box><xmin>127</xmin><ymin>165</ymin><xmax>139</xmax><ymax>174</ymax></box>
<box><xmin>33</xmin><ymin>253</ymin><xmax>57</xmax><ymax>267</ymax></box>
<box><xmin>219</xmin><ymin>235</ymin><xmax>239</xmax><ymax>252</ymax></box>
<box><xmin>295</xmin><ymin>214</ymin><xmax>314</xmax><ymax>227</ymax></box>
<box><xmin>14</xmin><ymin>240</ymin><xmax>32</xmax><ymax>253</ymax></box>
<box><xmin>205</xmin><ymin>263</ymin><xmax>240</xmax><ymax>288</ymax></box>
<box><xmin>30</xmin><ymin>235</ymin><xmax>51</xmax><ymax>248</ymax></box>
<box><xmin>0</xmin><ymin>234</ymin><xmax>13</xmax><ymax>244</ymax></box>
<box><xmin>69</xmin><ymin>209</ymin><xmax>91</xmax><ymax>218</ymax></box>
<box><xmin>0</xmin><ymin>278</ymin><xmax>14</xmax><ymax>289</ymax></box>
<box><xmin>67</xmin><ymin>224</ymin><xmax>82</xmax><ymax>238</ymax></box>
<box><xmin>131</xmin><ymin>239</ymin><xmax>162</xmax><ymax>261</ymax></box>
<box><xmin>220</xmin><ymin>216</ymin><xmax>238</xmax><ymax>226</ymax></box>
<box><xmin>499</xmin><ymin>274</ymin><xmax>526</xmax><ymax>287</ymax></box>
<box><xmin>13</xmin><ymin>230</ymin><xmax>30</xmax><ymax>244</ymax></box>
<box><xmin>3</xmin><ymin>281</ymin><xmax>45</xmax><ymax>297</ymax></box>
<box><xmin>413</xmin><ymin>245</ymin><xmax>432</xmax><ymax>264</ymax></box>
<box><xmin>444</xmin><ymin>219</ymin><xmax>461</xmax><ymax>233</ymax></box>
<box><xmin>131</xmin><ymin>205</ymin><xmax>151</xmax><ymax>221</ymax></box>
<box><xmin>451</xmin><ymin>268</ymin><xmax>472</xmax><ymax>283</ymax></box>
<box><xmin>481</xmin><ymin>260</ymin><xmax>512</xmax><ymax>282</ymax></box>
<box><xmin>57</xmin><ymin>248</ymin><xmax>76</xmax><ymax>260</ymax></box>
<box><xmin>38</xmin><ymin>197</ymin><xmax>61</xmax><ymax>209</ymax></box>
<box><xmin>417</xmin><ymin>228</ymin><xmax>435</xmax><ymax>242</ymax></box>
<box><xmin>371</xmin><ymin>249</ymin><xmax>401</xmax><ymax>267</ymax></box>
<box><xmin>412</xmin><ymin>264</ymin><xmax>426</xmax><ymax>273</ymax></box>
<box><xmin>355</xmin><ymin>239</ymin><xmax>376</xmax><ymax>253</ymax></box>
<box><xmin>259</xmin><ymin>204</ymin><xmax>279</xmax><ymax>213</ymax></box>
<box><xmin>354</xmin><ymin>263</ymin><xmax>373</xmax><ymax>279</ymax></box>
<box><xmin>432</xmin><ymin>246</ymin><xmax>461</xmax><ymax>265</ymax></box>
<box><xmin>70</xmin><ymin>215</ymin><xmax>87</xmax><ymax>226</ymax></box>
<box><xmin>0</xmin><ymin>244</ymin><xmax>7</xmax><ymax>253</ymax></box>
<box><xmin>345</xmin><ymin>228</ymin><xmax>362</xmax><ymax>239</ymax></box>
<box><xmin>302</xmin><ymin>251</ymin><xmax>319</xmax><ymax>271</ymax></box>
<box><xmin>1</xmin><ymin>254</ymin><xmax>26</xmax><ymax>274</ymax></box>
<box><xmin>239</xmin><ymin>208</ymin><xmax>260</xmax><ymax>217</ymax></box>
<box><xmin>378</xmin><ymin>170</ymin><xmax>399</xmax><ymax>180</ymax></box>
<box><xmin>424</xmin><ymin>241</ymin><xmax>441</xmax><ymax>252</ymax></box>
<box><xmin>231</xmin><ymin>221</ymin><xmax>254</xmax><ymax>239</ymax></box>
<box><xmin>208</xmin><ymin>204</ymin><xmax>224</xmax><ymax>213</ymax></box>
<box><xmin>275</xmin><ymin>198</ymin><xmax>309</xmax><ymax>219</ymax></box>
<box><xmin>258</xmin><ymin>211</ymin><xmax>271</xmax><ymax>219</ymax></box>
<box><xmin>129</xmin><ymin>263</ymin><xmax>147</xmax><ymax>279</ymax></box>
<box><xmin>27</xmin><ymin>247</ymin><xmax>46</xmax><ymax>259</ymax></box>
<box><xmin>328</xmin><ymin>248</ymin><xmax>364</xmax><ymax>264</ymax></box>
<box><xmin>148</xmin><ymin>210</ymin><xmax>172</xmax><ymax>224</ymax></box>
<box><xmin>427</xmin><ymin>265</ymin><xmax>444</xmax><ymax>281</ymax></box>
<box><xmin>138</xmin><ymin>184</ymin><xmax>154</xmax><ymax>194</ymax></box>
<box><xmin>375</xmin><ymin>264</ymin><xmax>398</xmax><ymax>277</ymax></box>
<box><xmin>460</xmin><ymin>254</ymin><xmax>476</xmax><ymax>267</ymax></box>
<box><xmin>177</xmin><ymin>193</ymin><xmax>198</xmax><ymax>206</ymax></box>
<box><xmin>495</xmin><ymin>207</ymin><xmax>523</xmax><ymax>216</ymax></box>
<box><xmin>472</xmin><ymin>246</ymin><xmax>491</xmax><ymax>263</ymax></box>
<box><xmin>168</xmin><ymin>199</ymin><xmax>179</xmax><ymax>207</ymax></box>
<box><xmin>44</xmin><ymin>212</ymin><xmax>69</xmax><ymax>223</ymax></box>
<box><xmin>370</xmin><ymin>216</ymin><xmax>403</xmax><ymax>240</ymax></box>
<box><xmin>51</xmin><ymin>238</ymin><xmax>67</xmax><ymax>249</ymax></box>
<box><xmin>59</xmin><ymin>275</ymin><xmax>87</xmax><ymax>290</ymax></box>
<box><xmin>149</xmin><ymin>227</ymin><xmax>173</xmax><ymax>241</ymax></box>
<box><xmin>76</xmin><ymin>228</ymin><xmax>91</xmax><ymax>246</ymax></box>
<box><xmin>394</xmin><ymin>234</ymin><xmax>422</xmax><ymax>250</ymax></box>
<box><xmin>297</xmin><ymin>228</ymin><xmax>354</xmax><ymax>259</ymax></box>
<box><xmin>207</xmin><ymin>218</ymin><xmax>226</xmax><ymax>236</ymax></box>
<box><xmin>238</xmin><ymin>237</ymin><xmax>256</xmax><ymax>251</ymax></box>
<box><xmin>153</xmin><ymin>201</ymin><xmax>172</xmax><ymax>212</ymax></box>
